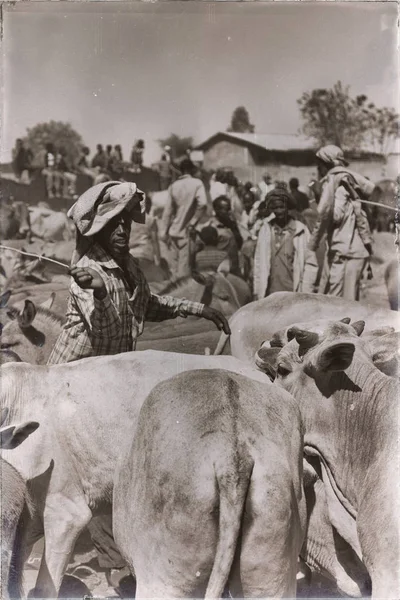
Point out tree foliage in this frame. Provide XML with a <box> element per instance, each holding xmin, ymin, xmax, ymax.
<box><xmin>297</xmin><ymin>81</ymin><xmax>399</xmax><ymax>154</ymax></box>
<box><xmin>227</xmin><ymin>106</ymin><xmax>255</xmax><ymax>133</ymax></box>
<box><xmin>23</xmin><ymin>121</ymin><xmax>84</xmax><ymax>165</ymax></box>
<box><xmin>158</xmin><ymin>134</ymin><xmax>194</xmax><ymax>160</ymax></box>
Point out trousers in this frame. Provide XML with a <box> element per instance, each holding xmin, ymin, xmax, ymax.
<box><xmin>324</xmin><ymin>253</ymin><xmax>368</xmax><ymax>301</ymax></box>
<box><xmin>169</xmin><ymin>236</ymin><xmax>191</xmax><ymax>280</ymax></box>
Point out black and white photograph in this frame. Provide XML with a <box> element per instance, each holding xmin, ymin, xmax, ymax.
<box><xmin>0</xmin><ymin>1</ymin><xmax>399</xmax><ymax>598</ymax></box>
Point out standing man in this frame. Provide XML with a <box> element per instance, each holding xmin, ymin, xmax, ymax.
<box><xmin>289</xmin><ymin>177</ymin><xmax>309</xmax><ymax>212</ymax></box>
<box><xmin>253</xmin><ymin>188</ymin><xmax>312</xmax><ymax>300</ymax></box>
<box><xmin>305</xmin><ymin>145</ymin><xmax>374</xmax><ymax>300</ymax></box>
<box><xmin>257</xmin><ymin>172</ymin><xmax>274</xmax><ymax>201</ymax></box>
<box><xmin>160</xmin><ymin>158</ymin><xmax>208</xmax><ymax>279</ymax></box>
<box><xmin>47</xmin><ymin>181</ymin><xmax>229</xmax><ymax>594</ymax></box>
<box><xmin>201</xmin><ymin>195</ymin><xmax>243</xmax><ymax>277</ymax></box>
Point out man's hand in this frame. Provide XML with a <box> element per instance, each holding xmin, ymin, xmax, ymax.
<box><xmin>69</xmin><ymin>266</ymin><xmax>107</xmax><ymax>298</ymax></box>
<box><xmin>201</xmin><ymin>306</ymin><xmax>231</xmax><ymax>335</ymax></box>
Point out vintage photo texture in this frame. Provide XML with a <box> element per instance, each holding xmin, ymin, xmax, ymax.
<box><xmin>0</xmin><ymin>1</ymin><xmax>399</xmax><ymax>598</ymax></box>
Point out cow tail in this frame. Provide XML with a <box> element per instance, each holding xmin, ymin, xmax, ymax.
<box><xmin>213</xmin><ymin>331</ymin><xmax>230</xmax><ymax>355</ymax></box>
<box><xmin>8</xmin><ymin>493</ymin><xmax>34</xmax><ymax>599</ymax></box>
<box><xmin>205</xmin><ymin>459</ymin><xmax>253</xmax><ymax>599</ymax></box>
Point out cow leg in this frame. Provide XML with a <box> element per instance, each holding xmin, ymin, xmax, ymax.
<box><xmin>235</xmin><ymin>466</ymin><xmax>302</xmax><ymax>598</ymax></box>
<box><xmin>32</xmin><ymin>496</ymin><xmax>92</xmax><ymax>598</ymax></box>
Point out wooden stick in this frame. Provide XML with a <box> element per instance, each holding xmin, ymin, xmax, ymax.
<box><xmin>359</xmin><ymin>198</ymin><xmax>398</xmax><ymax>212</ymax></box>
<box><xmin>0</xmin><ymin>245</ymin><xmax>70</xmax><ymax>270</ymax></box>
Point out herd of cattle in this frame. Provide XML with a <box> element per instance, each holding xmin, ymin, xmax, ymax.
<box><xmin>0</xmin><ymin>186</ymin><xmax>399</xmax><ymax>599</ymax></box>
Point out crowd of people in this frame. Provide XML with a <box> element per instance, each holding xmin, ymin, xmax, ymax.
<box><xmin>11</xmin><ymin>138</ymin><xmax>165</xmax><ymax>198</ymax></box>
<box><xmin>38</xmin><ymin>144</ymin><xmax>377</xmax><ymax>592</ymax></box>
<box><xmin>11</xmin><ymin>134</ymin><xmax>377</xmax><ymax>303</ymax></box>
<box><xmin>136</xmin><ymin>145</ymin><xmax>374</xmax><ymax>303</ymax></box>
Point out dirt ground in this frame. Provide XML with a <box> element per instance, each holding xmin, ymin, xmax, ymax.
<box><xmin>21</xmin><ymin>232</ymin><xmax>397</xmax><ymax>599</ymax></box>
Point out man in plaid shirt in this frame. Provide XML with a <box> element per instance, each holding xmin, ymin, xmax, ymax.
<box><xmin>48</xmin><ymin>181</ymin><xmax>229</xmax><ymax>365</ymax></box>
<box><xmin>47</xmin><ymin>181</ymin><xmax>230</xmax><ymax>594</ymax></box>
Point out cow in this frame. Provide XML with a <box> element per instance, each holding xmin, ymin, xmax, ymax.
<box><xmin>1</xmin><ymin>272</ymin><xmax>247</xmax><ymax>365</ymax></box>
<box><xmin>0</xmin><ymin>351</ymin><xmax>272</xmax><ymax>598</ymax></box>
<box><xmin>385</xmin><ymin>258</ymin><xmax>398</xmax><ymax>311</ymax></box>
<box><xmin>214</xmin><ymin>291</ymin><xmax>400</xmax><ymax>363</ymax></box>
<box><xmin>28</xmin><ymin>205</ymin><xmax>74</xmax><ymax>242</ymax></box>
<box><xmin>1</xmin><ymin>296</ymin><xmax>63</xmax><ymax>365</ymax></box>
<box><xmin>0</xmin><ymin>408</ymin><xmax>39</xmax><ymax>600</ymax></box>
<box><xmin>255</xmin><ymin>320</ymin><xmax>400</xmax><ymax>598</ymax></box>
<box><xmin>0</xmin><ymin>200</ymin><xmax>30</xmax><ymax>241</ymax></box>
<box><xmin>113</xmin><ymin>369</ymin><xmax>305</xmax><ymax>598</ymax></box>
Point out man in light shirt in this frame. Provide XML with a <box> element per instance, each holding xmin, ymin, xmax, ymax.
<box><xmin>160</xmin><ymin>158</ymin><xmax>208</xmax><ymax>279</ymax></box>
<box><xmin>305</xmin><ymin>145</ymin><xmax>374</xmax><ymax>300</ymax></box>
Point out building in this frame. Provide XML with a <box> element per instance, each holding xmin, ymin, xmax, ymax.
<box><xmin>195</xmin><ymin>131</ymin><xmax>389</xmax><ymax>185</ymax></box>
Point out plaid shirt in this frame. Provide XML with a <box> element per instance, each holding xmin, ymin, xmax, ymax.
<box><xmin>47</xmin><ymin>244</ymin><xmax>204</xmax><ymax>364</ymax></box>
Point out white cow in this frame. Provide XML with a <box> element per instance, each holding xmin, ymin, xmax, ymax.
<box><xmin>0</xmin><ymin>351</ymin><xmax>271</xmax><ymax>598</ymax></box>
<box><xmin>0</xmin><ymin>408</ymin><xmax>38</xmax><ymax>600</ymax></box>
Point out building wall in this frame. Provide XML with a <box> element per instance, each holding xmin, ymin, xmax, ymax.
<box><xmin>203</xmin><ymin>140</ymin><xmax>391</xmax><ymax>186</ymax></box>
<box><xmin>202</xmin><ymin>140</ymin><xmax>252</xmax><ymax>180</ymax></box>
<box><xmin>385</xmin><ymin>154</ymin><xmax>399</xmax><ymax>180</ymax></box>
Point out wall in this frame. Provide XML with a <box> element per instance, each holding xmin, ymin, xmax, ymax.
<box><xmin>203</xmin><ymin>141</ymin><xmax>252</xmax><ymax>181</ymax></box>
<box><xmin>385</xmin><ymin>154</ymin><xmax>399</xmax><ymax>180</ymax></box>
<box><xmin>203</xmin><ymin>140</ymin><xmax>391</xmax><ymax>186</ymax></box>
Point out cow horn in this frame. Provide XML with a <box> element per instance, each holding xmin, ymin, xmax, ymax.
<box><xmin>351</xmin><ymin>320</ymin><xmax>365</xmax><ymax>336</ymax></box>
<box><xmin>289</xmin><ymin>327</ymin><xmax>320</xmax><ymax>350</ymax></box>
<box><xmin>40</xmin><ymin>293</ymin><xmax>55</xmax><ymax>311</ymax></box>
<box><xmin>340</xmin><ymin>317</ymin><xmax>351</xmax><ymax>324</ymax></box>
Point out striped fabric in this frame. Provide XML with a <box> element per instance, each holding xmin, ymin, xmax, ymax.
<box><xmin>47</xmin><ymin>244</ymin><xmax>204</xmax><ymax>364</ymax></box>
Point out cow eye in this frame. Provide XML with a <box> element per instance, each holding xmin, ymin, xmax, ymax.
<box><xmin>277</xmin><ymin>364</ymin><xmax>291</xmax><ymax>377</ymax></box>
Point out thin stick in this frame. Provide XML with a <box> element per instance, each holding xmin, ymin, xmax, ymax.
<box><xmin>359</xmin><ymin>198</ymin><xmax>398</xmax><ymax>212</ymax></box>
<box><xmin>0</xmin><ymin>245</ymin><xmax>70</xmax><ymax>270</ymax></box>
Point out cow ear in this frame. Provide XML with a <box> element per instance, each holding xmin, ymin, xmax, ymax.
<box><xmin>0</xmin><ymin>421</ymin><xmax>39</xmax><ymax>450</ymax></box>
<box><xmin>0</xmin><ymin>290</ymin><xmax>12</xmax><ymax>308</ymax></box>
<box><xmin>18</xmin><ymin>300</ymin><xmax>37</xmax><ymax>328</ymax></box>
<box><xmin>255</xmin><ymin>346</ymin><xmax>280</xmax><ymax>380</ymax></box>
<box><xmin>315</xmin><ymin>342</ymin><xmax>355</xmax><ymax>372</ymax></box>
<box><xmin>340</xmin><ymin>317</ymin><xmax>351</xmax><ymax>324</ymax></box>
<box><xmin>289</xmin><ymin>327</ymin><xmax>319</xmax><ymax>351</ymax></box>
<box><xmin>40</xmin><ymin>292</ymin><xmax>55</xmax><ymax>311</ymax></box>
<box><xmin>351</xmin><ymin>320</ymin><xmax>365</xmax><ymax>336</ymax></box>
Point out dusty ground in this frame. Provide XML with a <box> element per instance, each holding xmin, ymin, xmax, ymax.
<box><xmin>21</xmin><ymin>232</ymin><xmax>397</xmax><ymax>599</ymax></box>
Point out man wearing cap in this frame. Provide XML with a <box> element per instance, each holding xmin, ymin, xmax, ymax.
<box><xmin>48</xmin><ymin>181</ymin><xmax>229</xmax><ymax>365</ymax></box>
<box><xmin>46</xmin><ymin>181</ymin><xmax>230</xmax><ymax>593</ymax></box>
<box><xmin>304</xmin><ymin>145</ymin><xmax>374</xmax><ymax>300</ymax></box>
<box><xmin>253</xmin><ymin>188</ymin><xmax>313</xmax><ymax>300</ymax></box>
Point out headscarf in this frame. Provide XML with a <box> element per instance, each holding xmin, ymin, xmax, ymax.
<box><xmin>68</xmin><ymin>181</ymin><xmax>146</xmax><ymax>263</ymax></box>
<box><xmin>264</xmin><ymin>187</ymin><xmax>296</xmax><ymax>210</ymax></box>
<box><xmin>316</xmin><ymin>145</ymin><xmax>349</xmax><ymax>167</ymax></box>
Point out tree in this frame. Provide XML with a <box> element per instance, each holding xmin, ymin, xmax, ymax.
<box><xmin>23</xmin><ymin>120</ymin><xmax>84</xmax><ymax>166</ymax></box>
<box><xmin>297</xmin><ymin>81</ymin><xmax>400</xmax><ymax>153</ymax></box>
<box><xmin>360</xmin><ymin>103</ymin><xmax>400</xmax><ymax>156</ymax></box>
<box><xmin>158</xmin><ymin>134</ymin><xmax>194</xmax><ymax>160</ymax></box>
<box><xmin>227</xmin><ymin>106</ymin><xmax>255</xmax><ymax>133</ymax></box>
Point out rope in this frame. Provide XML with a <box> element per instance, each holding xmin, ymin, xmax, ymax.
<box><xmin>0</xmin><ymin>244</ymin><xmax>69</xmax><ymax>270</ymax></box>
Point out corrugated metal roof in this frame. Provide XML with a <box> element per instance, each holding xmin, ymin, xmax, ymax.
<box><xmin>196</xmin><ymin>131</ymin><xmax>317</xmax><ymax>152</ymax></box>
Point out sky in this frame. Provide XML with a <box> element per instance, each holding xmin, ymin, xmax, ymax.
<box><xmin>1</xmin><ymin>1</ymin><xmax>398</xmax><ymax>165</ymax></box>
